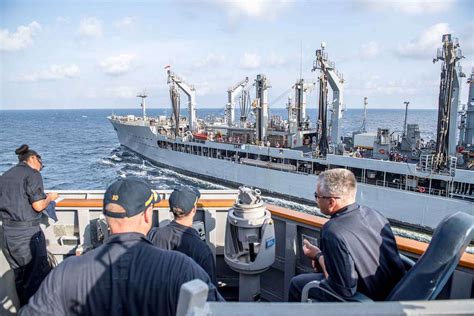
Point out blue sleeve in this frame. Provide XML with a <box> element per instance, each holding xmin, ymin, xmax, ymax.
<box><xmin>180</xmin><ymin>256</ymin><xmax>224</xmax><ymax>302</ymax></box>
<box><xmin>19</xmin><ymin>267</ymin><xmax>65</xmax><ymax>315</ymax></box>
<box><xmin>25</xmin><ymin>171</ymin><xmax>47</xmax><ymax>204</ymax></box>
<box><xmin>322</xmin><ymin>230</ymin><xmax>358</xmax><ymax>298</ymax></box>
<box><xmin>201</xmin><ymin>249</ymin><xmax>217</xmax><ymax>286</ymax></box>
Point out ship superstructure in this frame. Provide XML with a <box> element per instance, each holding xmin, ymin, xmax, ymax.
<box><xmin>109</xmin><ymin>35</ymin><xmax>473</xmax><ymax>230</ymax></box>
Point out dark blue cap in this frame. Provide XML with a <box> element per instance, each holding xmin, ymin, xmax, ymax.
<box><xmin>169</xmin><ymin>186</ymin><xmax>201</xmax><ymax>214</ymax></box>
<box><xmin>103</xmin><ymin>178</ymin><xmax>160</xmax><ymax>218</ymax></box>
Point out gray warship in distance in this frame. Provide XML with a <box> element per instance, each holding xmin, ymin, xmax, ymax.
<box><xmin>109</xmin><ymin>34</ymin><xmax>474</xmax><ymax>231</ymax></box>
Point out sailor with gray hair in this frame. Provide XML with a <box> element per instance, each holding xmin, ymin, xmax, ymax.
<box><xmin>317</xmin><ymin>168</ymin><xmax>357</xmax><ymax>201</ymax></box>
<box><xmin>288</xmin><ymin>168</ymin><xmax>405</xmax><ymax>302</ymax></box>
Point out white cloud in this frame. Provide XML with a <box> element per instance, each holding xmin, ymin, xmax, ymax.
<box><xmin>346</xmin><ymin>74</ymin><xmax>438</xmax><ymax>98</ymax></box>
<box><xmin>211</xmin><ymin>0</ymin><xmax>294</xmax><ymax>20</ymax></box>
<box><xmin>115</xmin><ymin>16</ymin><xmax>135</xmax><ymax>30</ymax></box>
<box><xmin>103</xmin><ymin>86</ymin><xmax>138</xmax><ymax>99</ymax></box>
<box><xmin>360</xmin><ymin>41</ymin><xmax>380</xmax><ymax>58</ymax></box>
<box><xmin>193</xmin><ymin>53</ymin><xmax>226</xmax><ymax>68</ymax></box>
<box><xmin>78</xmin><ymin>17</ymin><xmax>103</xmax><ymax>39</ymax></box>
<box><xmin>240</xmin><ymin>53</ymin><xmax>261</xmax><ymax>69</ymax></box>
<box><xmin>397</xmin><ymin>23</ymin><xmax>451</xmax><ymax>59</ymax></box>
<box><xmin>99</xmin><ymin>54</ymin><xmax>138</xmax><ymax>75</ymax></box>
<box><xmin>459</xmin><ymin>22</ymin><xmax>474</xmax><ymax>55</ymax></box>
<box><xmin>362</xmin><ymin>0</ymin><xmax>456</xmax><ymax>15</ymax></box>
<box><xmin>266</xmin><ymin>53</ymin><xmax>287</xmax><ymax>67</ymax></box>
<box><xmin>0</xmin><ymin>21</ymin><xmax>42</xmax><ymax>52</ymax></box>
<box><xmin>17</xmin><ymin>64</ymin><xmax>80</xmax><ymax>82</ymax></box>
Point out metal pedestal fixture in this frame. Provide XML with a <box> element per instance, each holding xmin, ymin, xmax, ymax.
<box><xmin>224</xmin><ymin>187</ymin><xmax>275</xmax><ymax>301</ymax></box>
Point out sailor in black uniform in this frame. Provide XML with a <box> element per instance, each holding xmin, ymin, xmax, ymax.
<box><xmin>0</xmin><ymin>144</ymin><xmax>58</xmax><ymax>306</ymax></box>
<box><xmin>20</xmin><ymin>178</ymin><xmax>223</xmax><ymax>315</ymax></box>
<box><xmin>148</xmin><ymin>186</ymin><xmax>217</xmax><ymax>285</ymax></box>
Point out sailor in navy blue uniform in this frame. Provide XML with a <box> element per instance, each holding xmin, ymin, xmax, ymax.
<box><xmin>0</xmin><ymin>144</ymin><xmax>58</xmax><ymax>306</ymax></box>
<box><xmin>288</xmin><ymin>169</ymin><xmax>405</xmax><ymax>302</ymax></box>
<box><xmin>20</xmin><ymin>177</ymin><xmax>224</xmax><ymax>315</ymax></box>
<box><xmin>148</xmin><ymin>186</ymin><xmax>217</xmax><ymax>285</ymax></box>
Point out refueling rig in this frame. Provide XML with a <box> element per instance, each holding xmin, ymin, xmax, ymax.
<box><xmin>155</xmin><ymin>35</ymin><xmax>473</xmax><ymax>173</ymax></box>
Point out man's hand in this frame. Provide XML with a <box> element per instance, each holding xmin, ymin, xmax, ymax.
<box><xmin>303</xmin><ymin>239</ymin><xmax>321</xmax><ymax>259</ymax></box>
<box><xmin>47</xmin><ymin>192</ymin><xmax>59</xmax><ymax>201</ymax></box>
<box><xmin>319</xmin><ymin>255</ymin><xmax>328</xmax><ymax>279</ymax></box>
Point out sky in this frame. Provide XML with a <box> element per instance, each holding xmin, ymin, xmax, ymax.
<box><xmin>0</xmin><ymin>0</ymin><xmax>473</xmax><ymax>110</ymax></box>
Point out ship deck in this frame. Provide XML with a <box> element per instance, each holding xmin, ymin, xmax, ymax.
<box><xmin>1</xmin><ymin>190</ymin><xmax>473</xmax><ymax>314</ymax></box>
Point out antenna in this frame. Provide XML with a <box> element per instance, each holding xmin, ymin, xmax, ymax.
<box><xmin>299</xmin><ymin>40</ymin><xmax>303</xmax><ymax>80</ymax></box>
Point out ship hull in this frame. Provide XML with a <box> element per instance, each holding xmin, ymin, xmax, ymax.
<box><xmin>111</xmin><ymin>120</ymin><xmax>473</xmax><ymax>230</ymax></box>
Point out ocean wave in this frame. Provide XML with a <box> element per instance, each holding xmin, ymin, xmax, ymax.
<box><xmin>263</xmin><ymin>196</ymin><xmax>322</xmax><ymax>216</ymax></box>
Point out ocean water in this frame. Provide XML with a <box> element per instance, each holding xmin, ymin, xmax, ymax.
<box><xmin>0</xmin><ymin>107</ymin><xmax>437</xmax><ymax>213</ymax></box>
<box><xmin>0</xmin><ymin>107</ymin><xmax>437</xmax><ymax>192</ymax></box>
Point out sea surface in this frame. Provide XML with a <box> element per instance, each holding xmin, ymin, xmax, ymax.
<box><xmin>0</xmin><ymin>108</ymin><xmax>444</xmax><ymax>244</ymax></box>
<box><xmin>0</xmin><ymin>108</ymin><xmax>438</xmax><ymax>190</ymax></box>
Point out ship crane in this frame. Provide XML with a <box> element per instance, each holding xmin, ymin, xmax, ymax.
<box><xmin>226</xmin><ymin>77</ymin><xmax>249</xmax><ymax>127</ymax></box>
<box><xmin>312</xmin><ymin>42</ymin><xmax>344</xmax><ymax>156</ymax></box>
<box><xmin>239</xmin><ymin>88</ymin><xmax>252</xmax><ymax>126</ymax></box>
<box><xmin>432</xmin><ymin>34</ymin><xmax>464</xmax><ymax>172</ymax></box>
<box><xmin>293</xmin><ymin>79</ymin><xmax>315</xmax><ymax>130</ymax></box>
<box><xmin>166</xmin><ymin>67</ymin><xmax>197</xmax><ymax>132</ymax></box>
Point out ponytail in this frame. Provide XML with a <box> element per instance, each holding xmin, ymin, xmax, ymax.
<box><xmin>15</xmin><ymin>144</ymin><xmax>38</xmax><ymax>162</ymax></box>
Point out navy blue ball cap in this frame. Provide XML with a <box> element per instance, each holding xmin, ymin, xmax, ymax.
<box><xmin>103</xmin><ymin>177</ymin><xmax>160</xmax><ymax>218</ymax></box>
<box><xmin>169</xmin><ymin>186</ymin><xmax>201</xmax><ymax>215</ymax></box>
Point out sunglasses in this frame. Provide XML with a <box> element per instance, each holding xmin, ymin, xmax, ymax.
<box><xmin>314</xmin><ymin>192</ymin><xmax>340</xmax><ymax>200</ymax></box>
<box><xmin>36</xmin><ymin>155</ymin><xmax>45</xmax><ymax>171</ymax></box>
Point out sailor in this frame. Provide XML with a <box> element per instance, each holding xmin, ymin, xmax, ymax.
<box><xmin>148</xmin><ymin>186</ymin><xmax>217</xmax><ymax>285</ymax></box>
<box><xmin>288</xmin><ymin>168</ymin><xmax>405</xmax><ymax>302</ymax></box>
<box><xmin>0</xmin><ymin>144</ymin><xmax>58</xmax><ymax>306</ymax></box>
<box><xmin>20</xmin><ymin>178</ymin><xmax>223</xmax><ymax>315</ymax></box>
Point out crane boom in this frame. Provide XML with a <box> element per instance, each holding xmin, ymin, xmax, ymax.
<box><xmin>226</xmin><ymin>77</ymin><xmax>249</xmax><ymax>126</ymax></box>
<box><xmin>167</xmin><ymin>68</ymin><xmax>197</xmax><ymax>132</ymax></box>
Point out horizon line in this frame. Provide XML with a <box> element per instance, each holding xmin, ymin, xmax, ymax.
<box><xmin>0</xmin><ymin>106</ymin><xmax>440</xmax><ymax>111</ymax></box>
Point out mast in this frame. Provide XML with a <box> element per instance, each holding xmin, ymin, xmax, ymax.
<box><xmin>137</xmin><ymin>92</ymin><xmax>147</xmax><ymax>120</ymax></box>
<box><xmin>360</xmin><ymin>97</ymin><xmax>368</xmax><ymax>133</ymax></box>
<box><xmin>254</xmin><ymin>74</ymin><xmax>270</xmax><ymax>144</ymax></box>
<box><xmin>402</xmin><ymin>101</ymin><xmax>409</xmax><ymax>137</ymax></box>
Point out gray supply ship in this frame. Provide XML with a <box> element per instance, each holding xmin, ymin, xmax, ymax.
<box><xmin>109</xmin><ymin>34</ymin><xmax>474</xmax><ymax>230</ymax></box>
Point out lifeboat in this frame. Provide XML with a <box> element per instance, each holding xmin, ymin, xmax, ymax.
<box><xmin>193</xmin><ymin>133</ymin><xmax>208</xmax><ymax>140</ymax></box>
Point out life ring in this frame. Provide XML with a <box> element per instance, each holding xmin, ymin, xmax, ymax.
<box><xmin>418</xmin><ymin>186</ymin><xmax>426</xmax><ymax>193</ymax></box>
<box><xmin>293</xmin><ymin>139</ymin><xmax>297</xmax><ymax>145</ymax></box>
<box><xmin>378</xmin><ymin>149</ymin><xmax>385</xmax><ymax>154</ymax></box>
